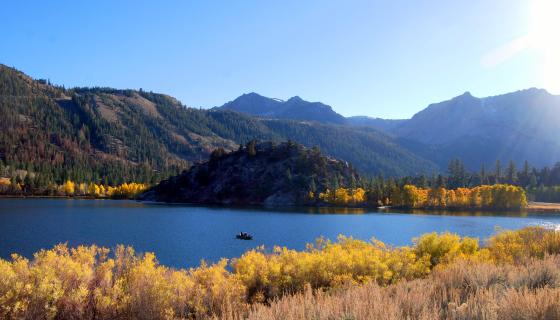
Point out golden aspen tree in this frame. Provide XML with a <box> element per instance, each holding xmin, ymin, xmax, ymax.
<box><xmin>61</xmin><ymin>180</ymin><xmax>75</xmax><ymax>195</ymax></box>
<box><xmin>78</xmin><ymin>183</ymin><xmax>87</xmax><ymax>195</ymax></box>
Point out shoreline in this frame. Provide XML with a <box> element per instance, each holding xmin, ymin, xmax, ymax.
<box><xmin>526</xmin><ymin>201</ymin><xmax>560</xmax><ymax>213</ymax></box>
<box><xmin>2</xmin><ymin>196</ymin><xmax>559</xmax><ymax>213</ymax></box>
<box><xmin>0</xmin><ymin>195</ymin><xmax>129</xmax><ymax>200</ymax></box>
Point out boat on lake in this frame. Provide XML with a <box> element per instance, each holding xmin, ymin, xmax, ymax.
<box><xmin>236</xmin><ymin>232</ymin><xmax>253</xmax><ymax>240</ymax></box>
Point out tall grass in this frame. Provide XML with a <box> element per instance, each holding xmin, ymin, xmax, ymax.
<box><xmin>0</xmin><ymin>227</ymin><xmax>559</xmax><ymax>319</ymax></box>
<box><xmin>248</xmin><ymin>257</ymin><xmax>560</xmax><ymax>319</ymax></box>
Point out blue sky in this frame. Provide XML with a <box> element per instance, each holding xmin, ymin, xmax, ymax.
<box><xmin>1</xmin><ymin>0</ymin><xmax>551</xmax><ymax>118</ymax></box>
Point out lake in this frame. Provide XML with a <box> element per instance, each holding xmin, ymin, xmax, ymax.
<box><xmin>1</xmin><ymin>199</ymin><xmax>559</xmax><ymax>268</ymax></box>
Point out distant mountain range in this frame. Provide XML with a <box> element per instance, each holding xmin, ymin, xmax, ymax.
<box><xmin>217</xmin><ymin>88</ymin><xmax>560</xmax><ymax>170</ymax></box>
<box><xmin>394</xmin><ymin>89</ymin><xmax>560</xmax><ymax>168</ymax></box>
<box><xmin>1</xmin><ymin>63</ymin><xmax>559</xmax><ymax>183</ymax></box>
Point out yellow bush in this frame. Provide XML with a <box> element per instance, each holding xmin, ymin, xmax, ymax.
<box><xmin>487</xmin><ymin>226</ymin><xmax>560</xmax><ymax>263</ymax></box>
<box><xmin>0</xmin><ymin>227</ymin><xmax>558</xmax><ymax>319</ymax></box>
<box><xmin>0</xmin><ymin>244</ymin><xmax>245</xmax><ymax>320</ymax></box>
<box><xmin>233</xmin><ymin>235</ymin><xmax>446</xmax><ymax>301</ymax></box>
<box><xmin>413</xmin><ymin>232</ymin><xmax>483</xmax><ymax>266</ymax></box>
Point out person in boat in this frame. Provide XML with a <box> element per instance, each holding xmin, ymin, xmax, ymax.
<box><xmin>237</xmin><ymin>232</ymin><xmax>251</xmax><ymax>239</ymax></box>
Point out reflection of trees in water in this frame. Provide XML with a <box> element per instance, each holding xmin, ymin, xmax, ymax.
<box><xmin>306</xmin><ymin>206</ymin><xmax>367</xmax><ymax>215</ymax></box>
<box><xmin>407</xmin><ymin>208</ymin><xmax>529</xmax><ymax>217</ymax></box>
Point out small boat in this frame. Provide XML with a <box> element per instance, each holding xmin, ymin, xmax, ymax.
<box><xmin>236</xmin><ymin>232</ymin><xmax>253</xmax><ymax>240</ymax></box>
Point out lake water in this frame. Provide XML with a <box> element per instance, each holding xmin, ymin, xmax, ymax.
<box><xmin>1</xmin><ymin>199</ymin><xmax>560</xmax><ymax>268</ymax></box>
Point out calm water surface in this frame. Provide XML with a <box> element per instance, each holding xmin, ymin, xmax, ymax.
<box><xmin>1</xmin><ymin>199</ymin><xmax>559</xmax><ymax>268</ymax></box>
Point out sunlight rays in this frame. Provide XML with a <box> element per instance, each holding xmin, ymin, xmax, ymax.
<box><xmin>531</xmin><ymin>0</ymin><xmax>560</xmax><ymax>92</ymax></box>
<box><xmin>482</xmin><ymin>0</ymin><xmax>560</xmax><ymax>93</ymax></box>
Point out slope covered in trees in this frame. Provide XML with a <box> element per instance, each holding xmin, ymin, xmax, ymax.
<box><xmin>0</xmin><ymin>65</ymin><xmax>235</xmax><ymax>186</ymax></box>
<box><xmin>0</xmin><ymin>64</ymin><xmax>438</xmax><ymax>190</ymax></box>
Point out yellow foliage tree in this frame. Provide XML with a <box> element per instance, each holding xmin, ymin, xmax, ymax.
<box><xmin>395</xmin><ymin>184</ymin><xmax>526</xmax><ymax>210</ymax></box>
<box><xmin>61</xmin><ymin>180</ymin><xmax>75</xmax><ymax>195</ymax></box>
<box><xmin>318</xmin><ymin>188</ymin><xmax>367</xmax><ymax>206</ymax></box>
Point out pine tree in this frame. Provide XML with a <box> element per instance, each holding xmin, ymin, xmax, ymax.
<box><xmin>494</xmin><ymin>160</ymin><xmax>502</xmax><ymax>184</ymax></box>
<box><xmin>505</xmin><ymin>160</ymin><xmax>518</xmax><ymax>185</ymax></box>
<box><xmin>520</xmin><ymin>160</ymin><xmax>530</xmax><ymax>187</ymax></box>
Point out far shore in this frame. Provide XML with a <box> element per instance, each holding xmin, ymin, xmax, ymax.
<box><xmin>527</xmin><ymin>201</ymin><xmax>560</xmax><ymax>213</ymax></box>
<box><xmin>2</xmin><ymin>196</ymin><xmax>560</xmax><ymax>214</ymax></box>
<box><xmin>0</xmin><ymin>195</ymin><xmax>125</xmax><ymax>200</ymax></box>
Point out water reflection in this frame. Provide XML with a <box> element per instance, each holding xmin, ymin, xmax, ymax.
<box><xmin>379</xmin><ymin>207</ymin><xmax>530</xmax><ymax>217</ymax></box>
<box><xmin>144</xmin><ymin>202</ymin><xmax>530</xmax><ymax>217</ymax></box>
<box><xmin>142</xmin><ymin>202</ymin><xmax>370</xmax><ymax>215</ymax></box>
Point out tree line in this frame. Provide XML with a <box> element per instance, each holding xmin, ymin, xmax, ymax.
<box><xmin>0</xmin><ymin>178</ymin><xmax>148</xmax><ymax>199</ymax></box>
<box><xmin>310</xmin><ymin>184</ymin><xmax>527</xmax><ymax>210</ymax></box>
<box><xmin>357</xmin><ymin>159</ymin><xmax>560</xmax><ymax>203</ymax></box>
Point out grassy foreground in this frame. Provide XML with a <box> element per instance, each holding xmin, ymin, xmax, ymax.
<box><xmin>250</xmin><ymin>256</ymin><xmax>560</xmax><ymax>319</ymax></box>
<box><xmin>0</xmin><ymin>227</ymin><xmax>559</xmax><ymax>319</ymax></box>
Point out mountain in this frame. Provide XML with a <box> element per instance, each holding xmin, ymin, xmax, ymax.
<box><xmin>0</xmin><ymin>65</ymin><xmax>437</xmax><ymax>186</ymax></box>
<box><xmin>219</xmin><ymin>92</ymin><xmax>347</xmax><ymax>125</ymax></box>
<box><xmin>219</xmin><ymin>88</ymin><xmax>560</xmax><ymax>171</ymax></box>
<box><xmin>0</xmin><ymin>64</ymin><xmax>247</xmax><ymax>184</ymax></box>
<box><xmin>141</xmin><ymin>141</ymin><xmax>360</xmax><ymax>205</ymax></box>
<box><xmin>5</xmin><ymin>63</ymin><xmax>559</xmax><ymax>184</ymax></box>
<box><xmin>393</xmin><ymin>89</ymin><xmax>560</xmax><ymax>168</ymax></box>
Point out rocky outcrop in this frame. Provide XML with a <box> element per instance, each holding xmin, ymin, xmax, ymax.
<box><xmin>141</xmin><ymin>141</ymin><xmax>360</xmax><ymax>206</ymax></box>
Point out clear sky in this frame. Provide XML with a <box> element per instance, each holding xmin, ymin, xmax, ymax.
<box><xmin>1</xmin><ymin>0</ymin><xmax>557</xmax><ymax>118</ymax></box>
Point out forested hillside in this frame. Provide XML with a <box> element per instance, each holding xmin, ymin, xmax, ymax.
<box><xmin>5</xmin><ymin>63</ymin><xmax>557</xmax><ymax>188</ymax></box>
<box><xmin>0</xmin><ymin>65</ymin><xmax>237</xmax><ymax>185</ymax></box>
<box><xmin>0</xmin><ymin>65</ymin><xmax>437</xmax><ymax>190</ymax></box>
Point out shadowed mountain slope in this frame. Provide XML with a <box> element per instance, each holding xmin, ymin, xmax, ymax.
<box><xmin>393</xmin><ymin>89</ymin><xmax>560</xmax><ymax>168</ymax></box>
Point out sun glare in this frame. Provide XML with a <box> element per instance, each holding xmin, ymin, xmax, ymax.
<box><xmin>530</xmin><ymin>0</ymin><xmax>560</xmax><ymax>93</ymax></box>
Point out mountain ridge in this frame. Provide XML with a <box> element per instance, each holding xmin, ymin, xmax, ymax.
<box><xmin>218</xmin><ymin>92</ymin><xmax>348</xmax><ymax>125</ymax></box>
<box><xmin>3</xmin><ymin>63</ymin><xmax>559</xmax><ymax>184</ymax></box>
<box><xmin>393</xmin><ymin>87</ymin><xmax>560</xmax><ymax>168</ymax></box>
<box><xmin>0</xmin><ymin>64</ymin><xmax>437</xmax><ymax>183</ymax></box>
<box><xmin>218</xmin><ymin>88</ymin><xmax>560</xmax><ymax>169</ymax></box>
